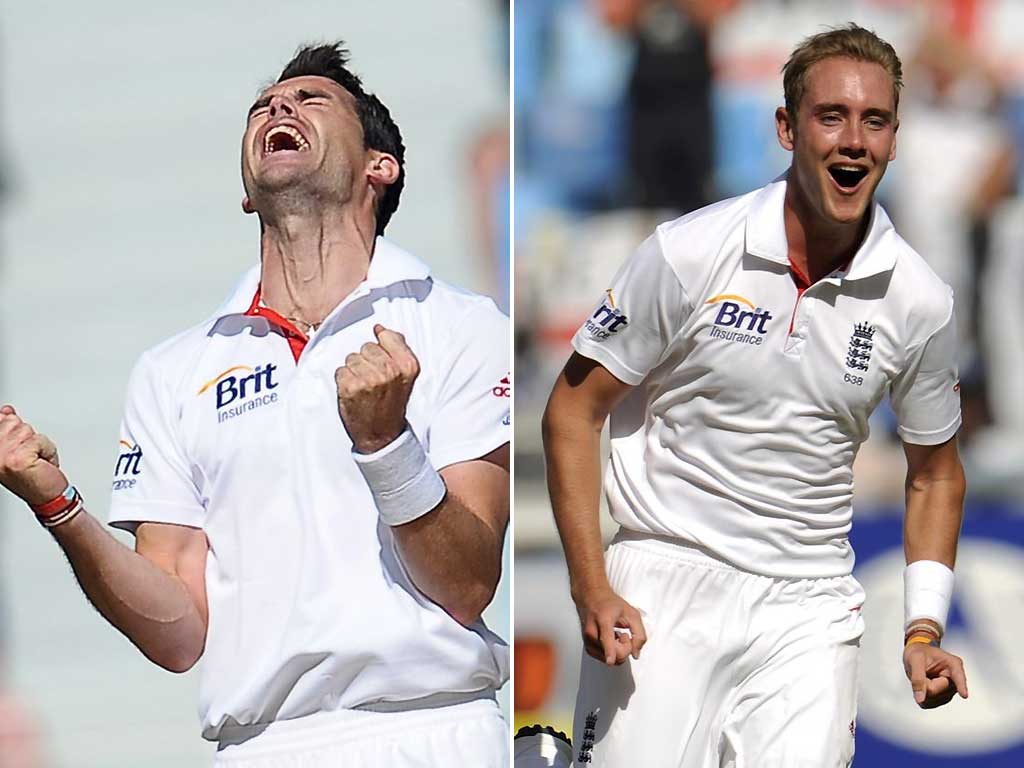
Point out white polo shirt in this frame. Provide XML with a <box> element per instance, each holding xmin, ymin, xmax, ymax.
<box><xmin>108</xmin><ymin>238</ymin><xmax>510</xmax><ymax>741</ymax></box>
<box><xmin>572</xmin><ymin>178</ymin><xmax>961</xmax><ymax>579</ymax></box>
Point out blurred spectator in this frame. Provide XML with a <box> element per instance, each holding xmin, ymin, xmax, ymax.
<box><xmin>600</xmin><ymin>0</ymin><xmax>737</xmax><ymax>213</ymax></box>
<box><xmin>515</xmin><ymin>0</ymin><xmax>633</xmax><ymax>224</ymax></box>
<box><xmin>470</xmin><ymin>122</ymin><xmax>511</xmax><ymax>313</ymax></box>
<box><xmin>0</xmin><ymin>689</ymin><xmax>45</xmax><ymax>768</ymax></box>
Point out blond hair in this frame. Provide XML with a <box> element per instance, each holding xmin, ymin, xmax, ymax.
<box><xmin>783</xmin><ymin>24</ymin><xmax>903</xmax><ymax>118</ymax></box>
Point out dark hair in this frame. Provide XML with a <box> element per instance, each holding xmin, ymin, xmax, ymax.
<box><xmin>278</xmin><ymin>42</ymin><xmax>405</xmax><ymax>236</ymax></box>
<box><xmin>783</xmin><ymin>24</ymin><xmax>903</xmax><ymax>119</ymax></box>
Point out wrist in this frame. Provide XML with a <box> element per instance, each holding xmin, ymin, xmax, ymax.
<box><xmin>904</xmin><ymin>560</ymin><xmax>954</xmax><ymax>635</ymax></box>
<box><xmin>351</xmin><ymin>425</ymin><xmax>446</xmax><ymax>526</ymax></box>
<box><xmin>351</xmin><ymin>425</ymin><xmax>406</xmax><ymax>455</ymax></box>
<box><xmin>29</xmin><ymin>484</ymin><xmax>85</xmax><ymax>529</ymax></box>
<box><xmin>570</xmin><ymin>574</ymin><xmax>613</xmax><ymax>604</ymax></box>
<box><xmin>904</xmin><ymin>619</ymin><xmax>942</xmax><ymax>645</ymax></box>
<box><xmin>21</xmin><ymin>473</ymin><xmax>71</xmax><ymax>508</ymax></box>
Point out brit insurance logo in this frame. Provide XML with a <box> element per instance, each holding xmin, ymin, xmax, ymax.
<box><xmin>704</xmin><ymin>294</ymin><xmax>774</xmax><ymax>346</ymax></box>
<box><xmin>197</xmin><ymin>363</ymin><xmax>280</xmax><ymax>423</ymax></box>
<box><xmin>112</xmin><ymin>439</ymin><xmax>142</xmax><ymax>491</ymax></box>
<box><xmin>583</xmin><ymin>290</ymin><xmax>628</xmax><ymax>341</ymax></box>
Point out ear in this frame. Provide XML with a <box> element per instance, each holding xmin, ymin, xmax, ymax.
<box><xmin>367</xmin><ymin>151</ymin><xmax>400</xmax><ymax>188</ymax></box>
<box><xmin>242</xmin><ymin>195</ymin><xmax>255</xmax><ymax>214</ymax></box>
<box><xmin>889</xmin><ymin>119</ymin><xmax>899</xmax><ymax>162</ymax></box>
<box><xmin>775</xmin><ymin>106</ymin><xmax>795</xmax><ymax>152</ymax></box>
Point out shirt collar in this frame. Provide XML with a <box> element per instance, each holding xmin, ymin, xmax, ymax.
<box><xmin>210</xmin><ymin>236</ymin><xmax>432</xmax><ymax>320</ymax></box>
<box><xmin>744</xmin><ymin>174</ymin><xmax>897</xmax><ymax>280</ymax></box>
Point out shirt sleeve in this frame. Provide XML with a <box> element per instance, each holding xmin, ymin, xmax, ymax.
<box><xmin>108</xmin><ymin>352</ymin><xmax>206</xmax><ymax>532</ymax></box>
<box><xmin>426</xmin><ymin>300</ymin><xmax>510</xmax><ymax>470</ymax></box>
<box><xmin>571</xmin><ymin>230</ymin><xmax>691</xmax><ymax>385</ymax></box>
<box><xmin>890</xmin><ymin>302</ymin><xmax>962</xmax><ymax>445</ymax></box>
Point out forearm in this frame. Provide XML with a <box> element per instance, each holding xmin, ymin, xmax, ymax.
<box><xmin>542</xmin><ymin>400</ymin><xmax>609</xmax><ymax>602</ymax></box>
<box><xmin>903</xmin><ymin>463</ymin><xmax>966</xmax><ymax>566</ymax></box>
<box><xmin>392</xmin><ymin>488</ymin><xmax>505</xmax><ymax>626</ymax></box>
<box><xmin>49</xmin><ymin>510</ymin><xmax>205</xmax><ymax>672</ymax></box>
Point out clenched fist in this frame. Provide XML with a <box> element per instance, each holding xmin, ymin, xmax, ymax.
<box><xmin>0</xmin><ymin>405</ymin><xmax>68</xmax><ymax>506</ymax></box>
<box><xmin>335</xmin><ymin>324</ymin><xmax>419</xmax><ymax>454</ymax></box>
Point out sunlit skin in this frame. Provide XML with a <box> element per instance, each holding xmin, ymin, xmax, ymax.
<box><xmin>776</xmin><ymin>57</ymin><xmax>899</xmax><ymax>279</ymax></box>
<box><xmin>240</xmin><ymin>75</ymin><xmax>390</xmax><ymax>225</ymax></box>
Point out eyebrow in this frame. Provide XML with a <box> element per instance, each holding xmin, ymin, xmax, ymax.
<box><xmin>247</xmin><ymin>88</ymin><xmax>334</xmax><ymax>118</ymax></box>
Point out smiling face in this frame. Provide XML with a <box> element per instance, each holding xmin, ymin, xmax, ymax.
<box><xmin>777</xmin><ymin>56</ymin><xmax>898</xmax><ymax>228</ymax></box>
<box><xmin>240</xmin><ymin>75</ymin><xmax>369</xmax><ymax>213</ymax></box>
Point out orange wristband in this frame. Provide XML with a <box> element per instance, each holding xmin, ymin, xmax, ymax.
<box><xmin>905</xmin><ymin>635</ymin><xmax>938</xmax><ymax>648</ymax></box>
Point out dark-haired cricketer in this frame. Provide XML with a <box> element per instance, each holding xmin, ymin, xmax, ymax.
<box><xmin>0</xmin><ymin>42</ymin><xmax>510</xmax><ymax>767</ymax></box>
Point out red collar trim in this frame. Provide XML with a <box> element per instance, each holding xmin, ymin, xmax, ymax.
<box><xmin>244</xmin><ymin>287</ymin><xmax>308</xmax><ymax>363</ymax></box>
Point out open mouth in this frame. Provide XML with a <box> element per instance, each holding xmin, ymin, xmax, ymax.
<box><xmin>263</xmin><ymin>125</ymin><xmax>310</xmax><ymax>156</ymax></box>
<box><xmin>828</xmin><ymin>165</ymin><xmax>868</xmax><ymax>190</ymax></box>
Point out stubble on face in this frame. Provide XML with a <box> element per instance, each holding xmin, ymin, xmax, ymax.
<box><xmin>241</xmin><ymin>76</ymin><xmax>366</xmax><ymax>218</ymax></box>
<box><xmin>785</xmin><ymin>57</ymin><xmax>898</xmax><ymax>232</ymax></box>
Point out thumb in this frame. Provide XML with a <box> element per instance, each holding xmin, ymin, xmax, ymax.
<box><xmin>35</xmin><ymin>434</ymin><xmax>60</xmax><ymax>467</ymax></box>
<box><xmin>908</xmin><ymin>650</ymin><xmax>927</xmax><ymax>704</ymax></box>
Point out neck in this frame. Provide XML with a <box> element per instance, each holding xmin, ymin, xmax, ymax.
<box><xmin>258</xmin><ymin>207</ymin><xmax>377</xmax><ymax>331</ymax></box>
<box><xmin>783</xmin><ymin>178</ymin><xmax>869</xmax><ymax>283</ymax></box>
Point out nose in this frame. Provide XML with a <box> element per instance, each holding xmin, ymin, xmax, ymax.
<box><xmin>839</xmin><ymin>121</ymin><xmax>866</xmax><ymax>159</ymax></box>
<box><xmin>268</xmin><ymin>94</ymin><xmax>296</xmax><ymax>118</ymax></box>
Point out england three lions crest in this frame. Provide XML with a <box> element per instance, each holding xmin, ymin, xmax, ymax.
<box><xmin>846</xmin><ymin>322</ymin><xmax>875</xmax><ymax>372</ymax></box>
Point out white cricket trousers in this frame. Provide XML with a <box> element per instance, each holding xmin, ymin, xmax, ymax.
<box><xmin>573</xmin><ymin>531</ymin><xmax>865</xmax><ymax>768</ymax></box>
<box><xmin>213</xmin><ymin>697</ymin><xmax>508</xmax><ymax>768</ymax></box>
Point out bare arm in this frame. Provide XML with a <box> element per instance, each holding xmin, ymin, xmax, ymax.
<box><xmin>50</xmin><ymin>516</ymin><xmax>208</xmax><ymax>672</ymax></box>
<box><xmin>542</xmin><ymin>353</ymin><xmax>646</xmax><ymax>665</ymax></box>
<box><xmin>901</xmin><ymin>436</ymin><xmax>969</xmax><ymax>708</ymax></box>
<box><xmin>903</xmin><ymin>437</ymin><xmax>965</xmax><ymax>577</ymax></box>
<box><xmin>391</xmin><ymin>444</ymin><xmax>509</xmax><ymax>626</ymax></box>
<box><xmin>0</xmin><ymin>405</ymin><xmax>208</xmax><ymax>673</ymax></box>
<box><xmin>334</xmin><ymin>324</ymin><xmax>508</xmax><ymax>627</ymax></box>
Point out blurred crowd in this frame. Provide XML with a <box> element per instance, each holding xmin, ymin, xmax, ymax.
<box><xmin>514</xmin><ymin>0</ymin><xmax>1024</xmax><ymax>507</ymax></box>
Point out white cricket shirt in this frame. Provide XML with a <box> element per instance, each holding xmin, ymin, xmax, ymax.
<box><xmin>108</xmin><ymin>238</ymin><xmax>510</xmax><ymax>740</ymax></box>
<box><xmin>572</xmin><ymin>178</ymin><xmax>961</xmax><ymax>579</ymax></box>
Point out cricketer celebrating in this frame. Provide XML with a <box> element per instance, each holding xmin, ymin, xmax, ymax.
<box><xmin>544</xmin><ymin>24</ymin><xmax>968</xmax><ymax>767</ymax></box>
<box><xmin>0</xmin><ymin>42</ymin><xmax>510</xmax><ymax>767</ymax></box>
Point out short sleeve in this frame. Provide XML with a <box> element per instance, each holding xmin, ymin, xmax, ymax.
<box><xmin>571</xmin><ymin>231</ymin><xmax>691</xmax><ymax>385</ymax></box>
<box><xmin>426</xmin><ymin>301</ymin><xmax>510</xmax><ymax>470</ymax></box>
<box><xmin>890</xmin><ymin>302</ymin><xmax>962</xmax><ymax>445</ymax></box>
<box><xmin>108</xmin><ymin>352</ymin><xmax>206</xmax><ymax>532</ymax></box>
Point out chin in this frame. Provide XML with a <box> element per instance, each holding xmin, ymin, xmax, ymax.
<box><xmin>824</xmin><ymin>196</ymin><xmax>870</xmax><ymax>225</ymax></box>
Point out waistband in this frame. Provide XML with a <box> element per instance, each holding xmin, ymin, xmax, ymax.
<box><xmin>216</xmin><ymin>689</ymin><xmax>498</xmax><ymax>754</ymax></box>
<box><xmin>611</xmin><ymin>528</ymin><xmax>859</xmax><ymax>583</ymax></box>
<box><xmin>611</xmin><ymin>528</ymin><xmax>740</xmax><ymax>571</ymax></box>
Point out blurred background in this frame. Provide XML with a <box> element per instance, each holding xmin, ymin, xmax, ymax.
<box><xmin>0</xmin><ymin>1</ymin><xmax>509</xmax><ymax>766</ymax></box>
<box><xmin>514</xmin><ymin>0</ymin><xmax>1024</xmax><ymax>764</ymax></box>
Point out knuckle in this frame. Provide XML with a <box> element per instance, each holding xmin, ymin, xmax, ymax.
<box><xmin>345</xmin><ymin>353</ymin><xmax>361</xmax><ymax>367</ymax></box>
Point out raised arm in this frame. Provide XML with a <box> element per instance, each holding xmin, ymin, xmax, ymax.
<box><xmin>335</xmin><ymin>323</ymin><xmax>508</xmax><ymax>627</ymax></box>
<box><xmin>0</xmin><ymin>405</ymin><xmax>208</xmax><ymax>672</ymax></box>
<box><xmin>900</xmin><ymin>436</ymin><xmax>968</xmax><ymax>708</ymax></box>
<box><xmin>542</xmin><ymin>353</ymin><xmax>646</xmax><ymax>666</ymax></box>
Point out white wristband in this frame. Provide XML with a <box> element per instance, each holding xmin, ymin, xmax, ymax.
<box><xmin>351</xmin><ymin>426</ymin><xmax>446</xmax><ymax>527</ymax></box>
<box><xmin>904</xmin><ymin>560</ymin><xmax>955</xmax><ymax>634</ymax></box>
